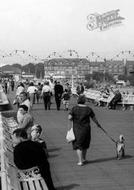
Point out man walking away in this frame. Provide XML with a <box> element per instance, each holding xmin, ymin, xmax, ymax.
<box><xmin>41</xmin><ymin>81</ymin><xmax>52</xmax><ymax>110</ymax></box>
<box><xmin>54</xmin><ymin>81</ymin><xmax>63</xmax><ymax>110</ymax></box>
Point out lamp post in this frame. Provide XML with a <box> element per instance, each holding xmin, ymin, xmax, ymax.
<box><xmin>103</xmin><ymin>58</ymin><xmax>107</xmax><ymax>83</ymax></box>
<box><xmin>123</xmin><ymin>58</ymin><xmax>127</xmax><ymax>75</ymax></box>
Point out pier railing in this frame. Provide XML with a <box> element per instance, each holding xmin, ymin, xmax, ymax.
<box><xmin>0</xmin><ymin>112</ymin><xmax>48</xmax><ymax>190</ymax></box>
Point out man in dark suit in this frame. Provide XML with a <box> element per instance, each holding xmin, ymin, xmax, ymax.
<box><xmin>54</xmin><ymin>81</ymin><xmax>63</xmax><ymax>110</ymax></box>
<box><xmin>13</xmin><ymin>128</ymin><xmax>56</xmax><ymax>190</ymax></box>
<box><xmin>108</xmin><ymin>90</ymin><xmax>122</xmax><ymax>109</ymax></box>
<box><xmin>76</xmin><ymin>83</ymin><xmax>84</xmax><ymax>96</ymax></box>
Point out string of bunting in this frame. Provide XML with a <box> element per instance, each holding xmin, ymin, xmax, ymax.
<box><xmin>0</xmin><ymin>49</ymin><xmax>134</xmax><ymax>62</ymax></box>
<box><xmin>0</xmin><ymin>50</ymin><xmax>44</xmax><ymax>62</ymax></box>
<box><xmin>111</xmin><ymin>50</ymin><xmax>134</xmax><ymax>61</ymax></box>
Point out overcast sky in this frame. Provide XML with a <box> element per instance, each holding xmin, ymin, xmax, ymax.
<box><xmin>0</xmin><ymin>0</ymin><xmax>134</xmax><ymax>64</ymax></box>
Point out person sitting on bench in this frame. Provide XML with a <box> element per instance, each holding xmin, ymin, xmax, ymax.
<box><xmin>108</xmin><ymin>90</ymin><xmax>122</xmax><ymax>110</ymax></box>
<box><xmin>13</xmin><ymin>128</ymin><xmax>56</xmax><ymax>190</ymax></box>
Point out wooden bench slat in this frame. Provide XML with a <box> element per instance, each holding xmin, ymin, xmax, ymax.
<box><xmin>21</xmin><ymin>181</ymin><xmax>29</xmax><ymax>190</ymax></box>
<box><xmin>28</xmin><ymin>180</ymin><xmax>36</xmax><ymax>190</ymax></box>
<box><xmin>40</xmin><ymin>178</ymin><xmax>48</xmax><ymax>190</ymax></box>
<box><xmin>34</xmin><ymin>180</ymin><xmax>43</xmax><ymax>190</ymax></box>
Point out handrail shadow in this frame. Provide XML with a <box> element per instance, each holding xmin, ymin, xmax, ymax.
<box><xmin>56</xmin><ymin>184</ymin><xmax>79</xmax><ymax>190</ymax></box>
<box><xmin>85</xmin><ymin>155</ymin><xmax>133</xmax><ymax>165</ymax></box>
<box><xmin>48</xmin><ymin>147</ymin><xmax>61</xmax><ymax>152</ymax></box>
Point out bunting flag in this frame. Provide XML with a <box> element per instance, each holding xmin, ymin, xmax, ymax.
<box><xmin>47</xmin><ymin>51</ymin><xmax>62</xmax><ymax>59</ymax></box>
<box><xmin>0</xmin><ymin>50</ymin><xmax>45</xmax><ymax>64</ymax></box>
<box><xmin>62</xmin><ymin>49</ymin><xmax>79</xmax><ymax>58</ymax></box>
<box><xmin>86</xmin><ymin>51</ymin><xmax>104</xmax><ymax>62</ymax></box>
<box><xmin>111</xmin><ymin>50</ymin><xmax>134</xmax><ymax>60</ymax></box>
<box><xmin>0</xmin><ymin>49</ymin><xmax>134</xmax><ymax>63</ymax></box>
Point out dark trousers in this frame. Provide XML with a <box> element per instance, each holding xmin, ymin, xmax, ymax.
<box><xmin>55</xmin><ymin>95</ymin><xmax>61</xmax><ymax>110</ymax></box>
<box><xmin>11</xmin><ymin>85</ymin><xmax>14</xmax><ymax>91</ymax></box>
<box><xmin>109</xmin><ymin>99</ymin><xmax>121</xmax><ymax>109</ymax></box>
<box><xmin>39</xmin><ymin>163</ymin><xmax>56</xmax><ymax>190</ymax></box>
<box><xmin>5</xmin><ymin>87</ymin><xmax>7</xmax><ymax>94</ymax></box>
<box><xmin>36</xmin><ymin>92</ymin><xmax>41</xmax><ymax>103</ymax></box>
<box><xmin>43</xmin><ymin>94</ymin><xmax>51</xmax><ymax>110</ymax></box>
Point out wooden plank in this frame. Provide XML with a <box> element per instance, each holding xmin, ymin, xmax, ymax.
<box><xmin>40</xmin><ymin>178</ymin><xmax>48</xmax><ymax>190</ymax></box>
<box><xmin>34</xmin><ymin>179</ymin><xmax>42</xmax><ymax>190</ymax></box>
<box><xmin>21</xmin><ymin>181</ymin><xmax>29</xmax><ymax>190</ymax></box>
<box><xmin>28</xmin><ymin>180</ymin><xmax>36</xmax><ymax>190</ymax></box>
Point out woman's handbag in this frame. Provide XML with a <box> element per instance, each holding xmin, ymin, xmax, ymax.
<box><xmin>66</xmin><ymin>127</ymin><xmax>75</xmax><ymax>143</ymax></box>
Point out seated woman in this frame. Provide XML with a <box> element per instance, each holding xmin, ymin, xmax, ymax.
<box><xmin>18</xmin><ymin>105</ymin><xmax>34</xmax><ymax>138</ymax></box>
<box><xmin>17</xmin><ymin>92</ymin><xmax>31</xmax><ymax>124</ymax></box>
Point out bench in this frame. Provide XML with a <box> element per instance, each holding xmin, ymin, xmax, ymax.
<box><xmin>18</xmin><ymin>167</ymin><xmax>48</xmax><ymax>190</ymax></box>
<box><xmin>0</xmin><ymin>112</ymin><xmax>48</xmax><ymax>190</ymax></box>
<box><xmin>117</xmin><ymin>94</ymin><xmax>134</xmax><ymax>111</ymax></box>
<box><xmin>84</xmin><ymin>89</ymin><xmax>134</xmax><ymax>111</ymax></box>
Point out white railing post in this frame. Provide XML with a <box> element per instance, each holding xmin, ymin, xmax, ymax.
<box><xmin>0</xmin><ymin>112</ymin><xmax>8</xmax><ymax>190</ymax></box>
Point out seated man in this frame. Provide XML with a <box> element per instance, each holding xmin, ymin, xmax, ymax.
<box><xmin>108</xmin><ymin>90</ymin><xmax>122</xmax><ymax>109</ymax></box>
<box><xmin>13</xmin><ymin>128</ymin><xmax>56</xmax><ymax>190</ymax></box>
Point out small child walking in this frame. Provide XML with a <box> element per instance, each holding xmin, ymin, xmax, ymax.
<box><xmin>31</xmin><ymin>124</ymin><xmax>49</xmax><ymax>158</ymax></box>
<box><xmin>62</xmin><ymin>89</ymin><xmax>71</xmax><ymax>110</ymax></box>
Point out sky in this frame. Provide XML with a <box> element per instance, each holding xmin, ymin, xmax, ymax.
<box><xmin>0</xmin><ymin>0</ymin><xmax>134</xmax><ymax>64</ymax></box>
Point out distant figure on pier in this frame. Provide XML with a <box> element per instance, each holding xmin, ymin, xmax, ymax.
<box><xmin>4</xmin><ymin>80</ymin><xmax>8</xmax><ymax>94</ymax></box>
<box><xmin>108</xmin><ymin>90</ymin><xmax>122</xmax><ymax>110</ymax></box>
<box><xmin>16</xmin><ymin>83</ymin><xmax>25</xmax><ymax>97</ymax></box>
<box><xmin>41</xmin><ymin>81</ymin><xmax>52</xmax><ymax>110</ymax></box>
<box><xmin>36</xmin><ymin>82</ymin><xmax>42</xmax><ymax>103</ymax></box>
<box><xmin>62</xmin><ymin>89</ymin><xmax>71</xmax><ymax>111</ymax></box>
<box><xmin>13</xmin><ymin>82</ymin><xmax>25</xmax><ymax>108</ymax></box>
<box><xmin>76</xmin><ymin>82</ymin><xmax>84</xmax><ymax>96</ymax></box>
<box><xmin>54</xmin><ymin>81</ymin><xmax>63</xmax><ymax>110</ymax></box>
<box><xmin>10</xmin><ymin>79</ymin><xmax>15</xmax><ymax>91</ymax></box>
<box><xmin>64</xmin><ymin>82</ymin><xmax>72</xmax><ymax>95</ymax></box>
<box><xmin>27</xmin><ymin>82</ymin><xmax>37</xmax><ymax>108</ymax></box>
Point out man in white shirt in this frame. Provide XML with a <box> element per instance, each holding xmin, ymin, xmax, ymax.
<box><xmin>16</xmin><ymin>83</ymin><xmax>25</xmax><ymax>96</ymax></box>
<box><xmin>27</xmin><ymin>82</ymin><xmax>38</xmax><ymax>108</ymax></box>
<box><xmin>13</xmin><ymin>83</ymin><xmax>25</xmax><ymax>108</ymax></box>
<box><xmin>41</xmin><ymin>81</ymin><xmax>52</xmax><ymax>110</ymax></box>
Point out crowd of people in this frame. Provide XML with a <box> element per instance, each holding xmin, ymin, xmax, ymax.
<box><xmin>7</xmin><ymin>78</ymin><xmax>102</xmax><ymax>189</ymax></box>
<box><xmin>10</xmin><ymin>79</ymin><xmax>74</xmax><ymax>190</ymax></box>
<box><xmin>13</xmin><ymin>80</ymin><xmax>72</xmax><ymax>111</ymax></box>
<box><xmin>3</xmin><ymin>78</ymin><xmax>127</xmax><ymax>189</ymax></box>
<box><xmin>1</xmin><ymin>78</ymin><xmax>15</xmax><ymax>94</ymax></box>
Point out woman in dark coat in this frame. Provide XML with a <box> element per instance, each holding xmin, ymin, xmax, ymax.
<box><xmin>68</xmin><ymin>95</ymin><xmax>102</xmax><ymax>166</ymax></box>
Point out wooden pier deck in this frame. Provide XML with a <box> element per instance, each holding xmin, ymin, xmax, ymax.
<box><xmin>9</xmin><ymin>92</ymin><xmax>134</xmax><ymax>190</ymax></box>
